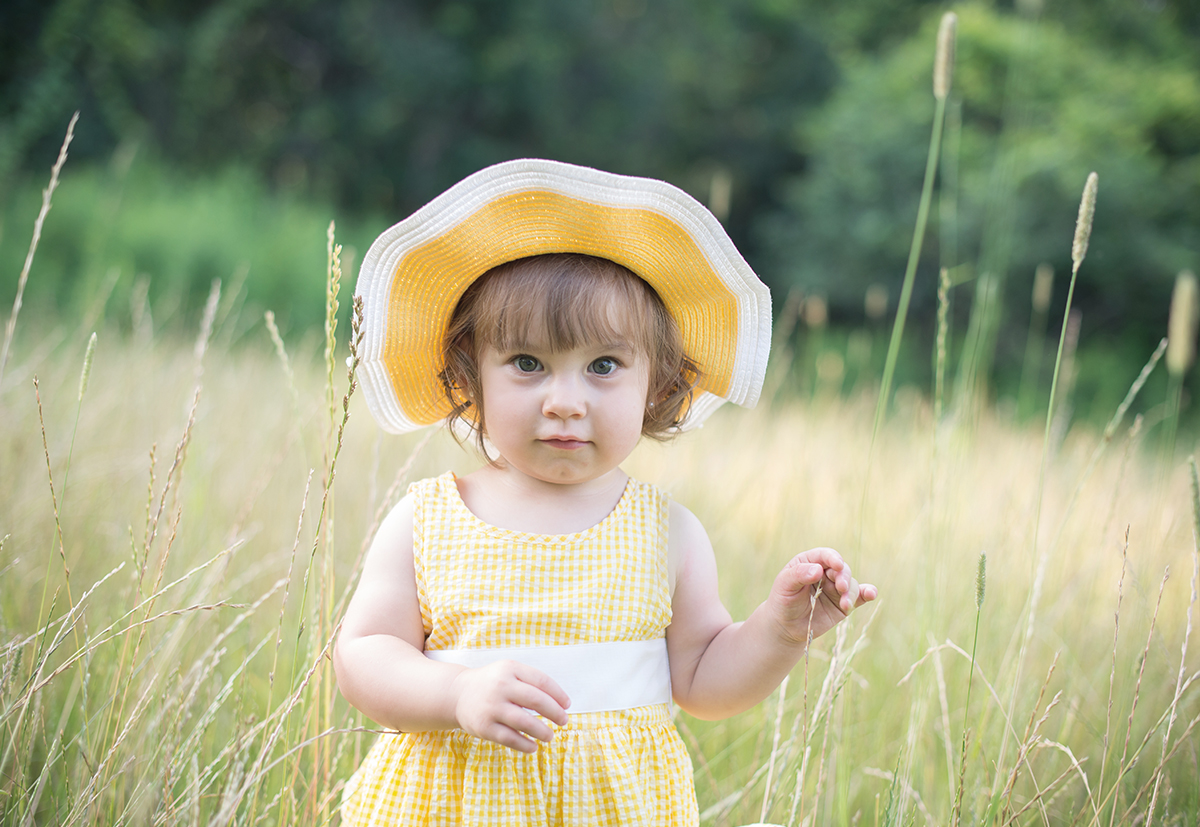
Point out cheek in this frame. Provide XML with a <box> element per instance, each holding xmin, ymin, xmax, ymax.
<box><xmin>617</xmin><ymin>385</ymin><xmax>651</xmax><ymax>438</ymax></box>
<box><xmin>478</xmin><ymin>382</ymin><xmax>526</xmax><ymax>434</ymax></box>
<box><xmin>475</xmin><ymin>375</ymin><xmax>504</xmax><ymax>435</ymax></box>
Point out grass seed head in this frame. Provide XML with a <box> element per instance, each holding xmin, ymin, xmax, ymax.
<box><xmin>976</xmin><ymin>552</ymin><xmax>987</xmax><ymax>610</ymax></box>
<box><xmin>1167</xmin><ymin>270</ymin><xmax>1198</xmax><ymax>377</ymax></box>
<box><xmin>1071</xmin><ymin>172</ymin><xmax>1098</xmax><ymax>272</ymax></box>
<box><xmin>325</xmin><ymin>220</ymin><xmax>342</xmax><ymax>359</ymax></box>
<box><xmin>78</xmin><ymin>331</ymin><xmax>97</xmax><ymax>402</ymax></box>
<box><xmin>934</xmin><ymin>13</ymin><xmax>957</xmax><ymax>100</ymax></box>
<box><xmin>195</xmin><ymin>279</ymin><xmax>221</xmax><ymax>363</ymax></box>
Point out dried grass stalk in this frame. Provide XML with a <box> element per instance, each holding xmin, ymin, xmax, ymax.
<box><xmin>0</xmin><ymin>112</ymin><xmax>79</xmax><ymax>389</ymax></box>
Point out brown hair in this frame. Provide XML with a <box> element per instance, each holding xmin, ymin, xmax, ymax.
<box><xmin>440</xmin><ymin>254</ymin><xmax>699</xmax><ymax>456</ymax></box>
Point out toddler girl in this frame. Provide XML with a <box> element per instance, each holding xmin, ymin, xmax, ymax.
<box><xmin>335</xmin><ymin>159</ymin><xmax>876</xmax><ymax>826</ymax></box>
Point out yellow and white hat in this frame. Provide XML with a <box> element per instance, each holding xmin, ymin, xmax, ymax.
<box><xmin>355</xmin><ymin>158</ymin><xmax>772</xmax><ymax>433</ymax></box>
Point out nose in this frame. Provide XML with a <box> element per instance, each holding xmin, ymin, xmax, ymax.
<box><xmin>542</xmin><ymin>372</ymin><xmax>586</xmax><ymax>419</ymax></box>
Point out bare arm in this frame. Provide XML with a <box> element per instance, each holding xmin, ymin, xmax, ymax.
<box><xmin>333</xmin><ymin>494</ymin><xmax>570</xmax><ymax>752</ymax></box>
<box><xmin>664</xmin><ymin>502</ymin><xmax>877</xmax><ymax>720</ymax></box>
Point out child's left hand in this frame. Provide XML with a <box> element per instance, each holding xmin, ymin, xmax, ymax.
<box><xmin>765</xmin><ymin>548</ymin><xmax>877</xmax><ymax>646</ymax></box>
<box><xmin>665</xmin><ymin>505</ymin><xmax>876</xmax><ymax>720</ymax></box>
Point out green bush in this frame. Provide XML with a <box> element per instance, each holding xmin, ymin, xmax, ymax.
<box><xmin>758</xmin><ymin>4</ymin><xmax>1200</xmax><ymax>344</ymax></box>
<box><xmin>0</xmin><ymin>153</ymin><xmax>385</xmax><ymax>334</ymax></box>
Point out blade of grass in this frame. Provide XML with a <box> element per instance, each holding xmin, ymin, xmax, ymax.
<box><xmin>873</xmin><ymin>13</ymin><xmax>956</xmax><ymax>440</ymax></box>
<box><xmin>0</xmin><ymin>112</ymin><xmax>78</xmax><ymax>392</ymax></box>
<box><xmin>1003</xmin><ymin>171</ymin><xmax>1097</xmax><ymax>797</ymax></box>
<box><xmin>863</xmin><ymin>12</ymin><xmax>956</xmax><ymax>552</ymax></box>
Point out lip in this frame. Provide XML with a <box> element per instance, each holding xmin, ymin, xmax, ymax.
<box><xmin>540</xmin><ymin>437</ymin><xmax>589</xmax><ymax>450</ymax></box>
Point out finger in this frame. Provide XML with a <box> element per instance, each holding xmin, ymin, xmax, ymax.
<box><xmin>775</xmin><ymin>561</ymin><xmax>826</xmax><ymax>598</ymax></box>
<box><xmin>794</xmin><ymin>547</ymin><xmax>846</xmax><ymax>572</ymax></box>
<box><xmin>840</xmin><ymin>575</ymin><xmax>860</xmax><ymax>612</ymax></box>
<box><xmin>817</xmin><ymin>566</ymin><xmax>844</xmax><ymax>594</ymax></box>
<box><xmin>816</xmin><ymin>575</ymin><xmax>850</xmax><ymax>615</ymax></box>
<box><xmin>824</xmin><ymin>560</ymin><xmax>850</xmax><ymax>601</ymax></box>
<box><xmin>790</xmin><ymin>562</ymin><xmax>825</xmax><ymax>584</ymax></box>
<box><xmin>511</xmin><ymin>664</ymin><xmax>571</xmax><ymax>724</ymax></box>
<box><xmin>810</xmin><ymin>569</ymin><xmax>850</xmax><ymax>614</ymax></box>
<box><xmin>830</xmin><ymin>560</ymin><xmax>852</xmax><ymax>592</ymax></box>
<box><xmin>486</xmin><ymin>721</ymin><xmax>540</xmax><ymax>754</ymax></box>
<box><xmin>497</xmin><ymin>704</ymin><xmax>557</xmax><ymax>745</ymax></box>
<box><xmin>856</xmin><ymin>583</ymin><xmax>879</xmax><ymax>605</ymax></box>
<box><xmin>506</xmin><ymin>680</ymin><xmax>571</xmax><ymax>729</ymax></box>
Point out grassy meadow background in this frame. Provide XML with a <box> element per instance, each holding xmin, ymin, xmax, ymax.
<box><xmin>3</xmin><ymin>1</ymin><xmax>1200</xmax><ymax>825</ymax></box>
<box><xmin>2</xmin><ymin>192</ymin><xmax>1198</xmax><ymax>825</ymax></box>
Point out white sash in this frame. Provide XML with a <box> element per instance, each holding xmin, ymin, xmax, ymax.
<box><xmin>425</xmin><ymin>639</ymin><xmax>671</xmax><ymax>714</ymax></box>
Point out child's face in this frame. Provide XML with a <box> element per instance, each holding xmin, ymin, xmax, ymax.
<box><xmin>477</xmin><ymin>336</ymin><xmax>650</xmax><ymax>486</ymax></box>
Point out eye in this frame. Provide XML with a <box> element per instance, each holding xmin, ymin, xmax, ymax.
<box><xmin>513</xmin><ymin>355</ymin><xmax>541</xmax><ymax>373</ymax></box>
<box><xmin>590</xmin><ymin>357</ymin><xmax>618</xmax><ymax>376</ymax></box>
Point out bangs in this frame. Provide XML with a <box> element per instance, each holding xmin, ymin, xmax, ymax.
<box><xmin>467</xmin><ymin>255</ymin><xmax>663</xmax><ymax>355</ymax></box>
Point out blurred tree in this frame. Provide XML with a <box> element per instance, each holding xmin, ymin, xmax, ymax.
<box><xmin>757</xmin><ymin>4</ymin><xmax>1200</xmax><ymax>348</ymax></box>
<box><xmin>2</xmin><ymin>0</ymin><xmax>1198</xmax><ymax>349</ymax></box>
<box><xmin>0</xmin><ymin>0</ymin><xmax>835</xmax><ymax>249</ymax></box>
<box><xmin>796</xmin><ymin>0</ymin><xmax>947</xmax><ymax>54</ymax></box>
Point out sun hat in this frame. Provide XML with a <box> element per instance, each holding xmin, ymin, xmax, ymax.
<box><xmin>354</xmin><ymin>158</ymin><xmax>772</xmax><ymax>433</ymax></box>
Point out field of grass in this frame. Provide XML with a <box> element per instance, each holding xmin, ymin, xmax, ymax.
<box><xmin>2</xmin><ymin>32</ymin><xmax>1198</xmax><ymax>822</ymax></box>
<box><xmin>1</xmin><ymin>273</ymin><xmax>1197</xmax><ymax>825</ymax></box>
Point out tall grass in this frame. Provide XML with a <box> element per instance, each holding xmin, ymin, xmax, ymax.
<box><xmin>3</xmin><ymin>293</ymin><xmax>1197</xmax><ymax>824</ymax></box>
<box><xmin>2</xmin><ymin>115</ymin><xmax>1199</xmax><ymax>827</ymax></box>
<box><xmin>0</xmin><ymin>112</ymin><xmax>77</xmax><ymax>391</ymax></box>
<box><xmin>1163</xmin><ymin>271</ymin><xmax>1199</xmax><ymax>467</ymax></box>
<box><xmin>873</xmin><ymin>12</ymin><xmax>956</xmax><ymax>440</ymax></box>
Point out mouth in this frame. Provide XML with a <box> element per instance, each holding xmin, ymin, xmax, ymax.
<box><xmin>540</xmin><ymin>437</ymin><xmax>589</xmax><ymax>450</ymax></box>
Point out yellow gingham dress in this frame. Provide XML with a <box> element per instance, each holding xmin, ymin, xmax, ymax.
<box><xmin>340</xmin><ymin>472</ymin><xmax>699</xmax><ymax>826</ymax></box>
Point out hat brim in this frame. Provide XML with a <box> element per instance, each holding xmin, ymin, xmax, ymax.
<box><xmin>355</xmin><ymin>159</ymin><xmax>772</xmax><ymax>434</ymax></box>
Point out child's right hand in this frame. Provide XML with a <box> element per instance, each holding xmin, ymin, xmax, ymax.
<box><xmin>450</xmin><ymin>661</ymin><xmax>572</xmax><ymax>753</ymax></box>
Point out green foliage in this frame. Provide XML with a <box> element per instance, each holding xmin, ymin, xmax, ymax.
<box><xmin>2</xmin><ymin>0</ymin><xmax>1199</xmax><ymax>403</ymax></box>
<box><xmin>0</xmin><ymin>0</ymin><xmax>837</xmax><ymax>246</ymax></box>
<box><xmin>0</xmin><ymin>154</ymin><xmax>385</xmax><ymax>332</ymax></box>
<box><xmin>759</xmin><ymin>4</ymin><xmax>1200</xmax><ymax>344</ymax></box>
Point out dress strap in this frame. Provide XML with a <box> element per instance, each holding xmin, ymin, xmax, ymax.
<box><xmin>425</xmin><ymin>639</ymin><xmax>671</xmax><ymax>714</ymax></box>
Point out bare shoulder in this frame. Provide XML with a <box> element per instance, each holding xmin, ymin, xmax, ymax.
<box><xmin>365</xmin><ymin>493</ymin><xmax>416</xmax><ymax>573</ymax></box>
<box><xmin>377</xmin><ymin>492</ymin><xmax>416</xmax><ymax>542</ymax></box>
<box><xmin>667</xmin><ymin>499</ymin><xmax>706</xmax><ymax>537</ymax></box>
<box><xmin>667</xmin><ymin>498</ymin><xmax>716</xmax><ymax>580</ymax></box>
<box><xmin>341</xmin><ymin>491</ymin><xmax>422</xmax><ymax>645</ymax></box>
